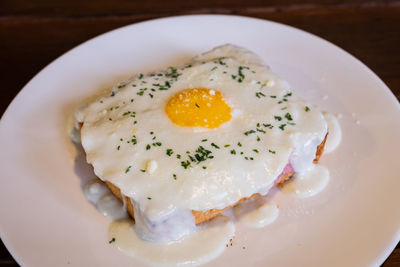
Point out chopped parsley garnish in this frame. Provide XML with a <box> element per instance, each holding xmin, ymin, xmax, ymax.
<box><xmin>244</xmin><ymin>130</ymin><xmax>256</xmax><ymax>136</ymax></box>
<box><xmin>211</xmin><ymin>143</ymin><xmax>220</xmax><ymax>149</ymax></box>
<box><xmin>140</xmin><ymin>169</ymin><xmax>146</xmax><ymax>172</ymax></box>
<box><xmin>284</xmin><ymin>92</ymin><xmax>292</xmax><ymax>98</ymax></box>
<box><xmin>274</xmin><ymin>116</ymin><xmax>282</xmax><ymax>121</ymax></box>
<box><xmin>139</xmin><ymin>73</ymin><xmax>144</xmax><ymax>79</ymax></box>
<box><xmin>268</xmin><ymin>149</ymin><xmax>276</xmax><ymax>154</ymax></box>
<box><xmin>253</xmin><ymin>149</ymin><xmax>259</xmax><ymax>153</ymax></box>
<box><xmin>146</xmin><ymin>144</ymin><xmax>151</xmax><ymax>150</ymax></box>
<box><xmin>211</xmin><ymin>66</ymin><xmax>218</xmax><ymax>71</ymax></box>
<box><xmin>117</xmin><ymin>145</ymin><xmax>120</xmax><ymax>150</ymax></box>
<box><xmin>201</xmin><ymin>139</ymin><xmax>208</xmax><ymax>142</ymax></box>
<box><xmin>147</xmin><ymin>197</ymin><xmax>152</xmax><ymax>200</ymax></box>
<box><xmin>166</xmin><ymin>148</ymin><xmax>173</xmax><ymax>156</ymax></box>
<box><xmin>125</xmin><ymin>166</ymin><xmax>131</xmax><ymax>173</ymax></box>
<box><xmin>305</xmin><ymin>106</ymin><xmax>310</xmax><ymax>112</ymax></box>
<box><xmin>255</xmin><ymin>92</ymin><xmax>266</xmax><ymax>98</ymax></box>
<box><xmin>279</xmin><ymin>124</ymin><xmax>287</xmax><ymax>131</ymax></box>
<box><xmin>230</xmin><ymin>149</ymin><xmax>236</xmax><ymax>155</ymax></box>
<box><xmin>237</xmin><ymin>142</ymin><xmax>242</xmax><ymax>147</ymax></box>
<box><xmin>165</xmin><ymin>66</ymin><xmax>181</xmax><ymax>80</ymax></box>
<box><xmin>110</xmin><ymin>91</ymin><xmax>115</xmax><ymax>97</ymax></box>
<box><xmin>173</xmin><ymin>174</ymin><xmax>177</xmax><ymax>180</ymax></box>
<box><xmin>270</xmin><ymin>95</ymin><xmax>277</xmax><ymax>98</ymax></box>
<box><xmin>224</xmin><ymin>144</ymin><xmax>230</xmax><ymax>147</ymax></box>
<box><xmin>202</xmin><ymin>166</ymin><xmax>207</xmax><ymax>169</ymax></box>
<box><xmin>181</xmin><ymin>160</ymin><xmax>191</xmax><ymax>169</ymax></box>
<box><xmin>263</xmin><ymin>123</ymin><xmax>273</xmax><ymax>129</ymax></box>
<box><xmin>285</xmin><ymin>113</ymin><xmax>293</xmax><ymax>121</ymax></box>
<box><xmin>195</xmin><ymin>103</ymin><xmax>200</xmax><ymax>108</ymax></box>
<box><xmin>109</xmin><ymin>238</ymin><xmax>116</xmax><ymax>244</ymax></box>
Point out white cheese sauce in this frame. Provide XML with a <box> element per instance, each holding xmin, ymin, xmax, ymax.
<box><xmin>233</xmin><ymin>197</ymin><xmax>279</xmax><ymax>228</ymax></box>
<box><xmin>84</xmin><ymin>179</ymin><xmax>127</xmax><ymax>220</ymax></box>
<box><xmin>108</xmin><ymin>216</ymin><xmax>235</xmax><ymax>267</ymax></box>
<box><xmin>323</xmin><ymin>113</ymin><xmax>342</xmax><ymax>153</ymax></box>
<box><xmin>281</xmin><ymin>165</ymin><xmax>330</xmax><ymax>198</ymax></box>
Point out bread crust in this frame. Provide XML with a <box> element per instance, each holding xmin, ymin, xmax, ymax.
<box><xmin>103</xmin><ymin>133</ymin><xmax>327</xmax><ymax>225</ymax></box>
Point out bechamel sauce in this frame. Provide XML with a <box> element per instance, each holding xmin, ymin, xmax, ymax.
<box><xmin>233</xmin><ymin>197</ymin><xmax>279</xmax><ymax>228</ymax></box>
<box><xmin>323</xmin><ymin>113</ymin><xmax>342</xmax><ymax>153</ymax></box>
<box><xmin>84</xmin><ymin>179</ymin><xmax>128</xmax><ymax>220</ymax></box>
<box><xmin>281</xmin><ymin>165</ymin><xmax>330</xmax><ymax>198</ymax></box>
<box><xmin>109</xmin><ymin>216</ymin><xmax>234</xmax><ymax>267</ymax></box>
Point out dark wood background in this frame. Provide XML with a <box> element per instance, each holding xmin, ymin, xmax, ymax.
<box><xmin>0</xmin><ymin>0</ymin><xmax>399</xmax><ymax>266</ymax></box>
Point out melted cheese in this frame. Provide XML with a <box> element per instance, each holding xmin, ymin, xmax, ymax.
<box><xmin>76</xmin><ymin>45</ymin><xmax>329</xmax><ymax>243</ymax></box>
<box><xmin>282</xmin><ymin>165</ymin><xmax>330</xmax><ymax>198</ymax></box>
<box><xmin>109</xmin><ymin>216</ymin><xmax>234</xmax><ymax>267</ymax></box>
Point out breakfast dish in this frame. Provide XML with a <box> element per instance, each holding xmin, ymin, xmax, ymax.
<box><xmin>75</xmin><ymin>44</ymin><xmax>336</xmax><ymax>265</ymax></box>
<box><xmin>1</xmin><ymin>15</ymin><xmax>399</xmax><ymax>267</ymax></box>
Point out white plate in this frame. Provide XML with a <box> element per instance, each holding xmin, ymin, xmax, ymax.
<box><xmin>0</xmin><ymin>15</ymin><xmax>399</xmax><ymax>267</ymax></box>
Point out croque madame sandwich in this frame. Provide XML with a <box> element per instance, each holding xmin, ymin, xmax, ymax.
<box><xmin>75</xmin><ymin>45</ymin><xmax>328</xmax><ymax>242</ymax></box>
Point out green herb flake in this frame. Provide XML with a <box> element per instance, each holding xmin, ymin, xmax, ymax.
<box><xmin>202</xmin><ymin>166</ymin><xmax>207</xmax><ymax>169</ymax></box>
<box><xmin>211</xmin><ymin>66</ymin><xmax>218</xmax><ymax>71</ymax></box>
<box><xmin>255</xmin><ymin>92</ymin><xmax>266</xmax><ymax>98</ymax></box>
<box><xmin>117</xmin><ymin>145</ymin><xmax>120</xmax><ymax>150</ymax></box>
<box><xmin>201</xmin><ymin>139</ymin><xmax>208</xmax><ymax>142</ymax></box>
<box><xmin>252</xmin><ymin>149</ymin><xmax>259</xmax><ymax>153</ymax></box>
<box><xmin>285</xmin><ymin>113</ymin><xmax>293</xmax><ymax>121</ymax></box>
<box><xmin>224</xmin><ymin>144</ymin><xmax>230</xmax><ymax>147</ymax></box>
<box><xmin>125</xmin><ymin>166</ymin><xmax>132</xmax><ymax>173</ymax></box>
<box><xmin>305</xmin><ymin>106</ymin><xmax>310</xmax><ymax>112</ymax></box>
<box><xmin>195</xmin><ymin>103</ymin><xmax>200</xmax><ymax>108</ymax></box>
<box><xmin>284</xmin><ymin>92</ymin><xmax>292</xmax><ymax>98</ymax></box>
<box><xmin>147</xmin><ymin>197</ymin><xmax>152</xmax><ymax>200</ymax></box>
<box><xmin>237</xmin><ymin>142</ymin><xmax>242</xmax><ymax>147</ymax></box>
<box><xmin>211</xmin><ymin>143</ymin><xmax>220</xmax><ymax>149</ymax></box>
<box><xmin>140</xmin><ymin>169</ymin><xmax>146</xmax><ymax>172</ymax></box>
<box><xmin>181</xmin><ymin>160</ymin><xmax>191</xmax><ymax>169</ymax></box>
<box><xmin>274</xmin><ymin>116</ymin><xmax>282</xmax><ymax>121</ymax></box>
<box><xmin>173</xmin><ymin>174</ymin><xmax>177</xmax><ymax>180</ymax></box>
<box><xmin>109</xmin><ymin>237</ymin><xmax>116</xmax><ymax>244</ymax></box>
<box><xmin>230</xmin><ymin>149</ymin><xmax>236</xmax><ymax>155</ymax></box>
<box><xmin>146</xmin><ymin>144</ymin><xmax>151</xmax><ymax>150</ymax></box>
<box><xmin>244</xmin><ymin>130</ymin><xmax>256</xmax><ymax>136</ymax></box>
<box><xmin>268</xmin><ymin>149</ymin><xmax>276</xmax><ymax>154</ymax></box>
<box><xmin>166</xmin><ymin>149</ymin><xmax>174</xmax><ymax>156</ymax></box>
<box><xmin>279</xmin><ymin>124</ymin><xmax>287</xmax><ymax>131</ymax></box>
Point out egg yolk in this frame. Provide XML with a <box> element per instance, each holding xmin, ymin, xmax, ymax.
<box><xmin>165</xmin><ymin>88</ymin><xmax>232</xmax><ymax>129</ymax></box>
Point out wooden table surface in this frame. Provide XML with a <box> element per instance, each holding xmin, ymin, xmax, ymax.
<box><xmin>0</xmin><ymin>0</ymin><xmax>399</xmax><ymax>266</ymax></box>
